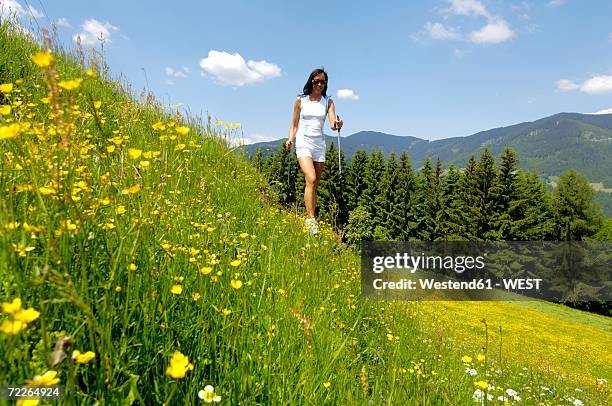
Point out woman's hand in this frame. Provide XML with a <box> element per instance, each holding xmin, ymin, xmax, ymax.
<box><xmin>285</xmin><ymin>138</ymin><xmax>293</xmax><ymax>150</ymax></box>
<box><xmin>333</xmin><ymin>117</ymin><xmax>344</xmax><ymax>131</ymax></box>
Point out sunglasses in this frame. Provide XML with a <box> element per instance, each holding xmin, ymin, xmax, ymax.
<box><xmin>312</xmin><ymin>79</ymin><xmax>326</xmax><ymax>86</ymax></box>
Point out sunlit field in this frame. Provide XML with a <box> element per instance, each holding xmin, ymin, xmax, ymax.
<box><xmin>0</xmin><ymin>22</ymin><xmax>610</xmax><ymax>405</ymax></box>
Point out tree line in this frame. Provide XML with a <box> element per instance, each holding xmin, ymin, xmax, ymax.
<box><xmin>252</xmin><ymin>143</ymin><xmax>607</xmax><ymax>246</ymax></box>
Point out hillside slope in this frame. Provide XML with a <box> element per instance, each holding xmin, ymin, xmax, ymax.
<box><xmin>0</xmin><ymin>22</ymin><xmax>610</xmax><ymax>405</ymax></box>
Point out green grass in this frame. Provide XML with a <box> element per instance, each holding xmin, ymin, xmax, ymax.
<box><xmin>0</xmin><ymin>21</ymin><xmax>610</xmax><ymax>405</ymax></box>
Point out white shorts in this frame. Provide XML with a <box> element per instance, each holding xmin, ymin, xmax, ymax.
<box><xmin>295</xmin><ymin>135</ymin><xmax>326</xmax><ymax>162</ymax></box>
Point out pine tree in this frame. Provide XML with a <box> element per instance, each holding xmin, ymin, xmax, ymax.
<box><xmin>494</xmin><ymin>147</ymin><xmax>520</xmax><ymax>240</ymax></box>
<box><xmin>438</xmin><ymin>164</ymin><xmax>465</xmax><ymax>240</ymax></box>
<box><xmin>552</xmin><ymin>169</ymin><xmax>604</xmax><ymax>240</ymax></box>
<box><xmin>318</xmin><ymin>142</ymin><xmax>347</xmax><ymax>227</ymax></box>
<box><xmin>253</xmin><ymin>148</ymin><xmax>264</xmax><ymax>172</ymax></box>
<box><xmin>360</xmin><ymin>150</ymin><xmax>386</xmax><ymax>225</ymax></box>
<box><xmin>414</xmin><ymin>157</ymin><xmax>433</xmax><ymax>240</ymax></box>
<box><xmin>346</xmin><ymin>150</ymin><xmax>369</xmax><ymax>212</ymax></box>
<box><xmin>514</xmin><ymin>171</ymin><xmax>555</xmax><ymax>240</ymax></box>
<box><xmin>397</xmin><ymin>152</ymin><xmax>417</xmax><ymax>240</ymax></box>
<box><xmin>477</xmin><ymin>148</ymin><xmax>499</xmax><ymax>240</ymax></box>
<box><xmin>459</xmin><ymin>155</ymin><xmax>481</xmax><ymax>240</ymax></box>
<box><xmin>376</xmin><ymin>152</ymin><xmax>402</xmax><ymax>239</ymax></box>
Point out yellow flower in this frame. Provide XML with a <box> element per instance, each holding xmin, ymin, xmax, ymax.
<box><xmin>174</xmin><ymin>143</ymin><xmax>186</xmax><ymax>151</ymax></box>
<box><xmin>221</xmin><ymin>308</ymin><xmax>232</xmax><ymax>316</ymax></box>
<box><xmin>93</xmin><ymin>100</ymin><xmax>102</xmax><ymax>109</ymax></box>
<box><xmin>230</xmin><ymin>259</ymin><xmax>241</xmax><ymax>267</ymax></box>
<box><xmin>116</xmin><ymin>205</ymin><xmax>126</xmax><ymax>215</ymax></box>
<box><xmin>0</xmin><ymin>83</ymin><xmax>13</xmax><ymax>93</ymax></box>
<box><xmin>106</xmin><ymin>145</ymin><xmax>116</xmax><ymax>153</ymax></box>
<box><xmin>474</xmin><ymin>381</ymin><xmax>488</xmax><ymax>390</ymax></box>
<box><xmin>13</xmin><ymin>243</ymin><xmax>35</xmax><ymax>257</ymax></box>
<box><xmin>0</xmin><ymin>105</ymin><xmax>11</xmax><ymax>115</ymax></box>
<box><xmin>198</xmin><ymin>385</ymin><xmax>221</xmax><ymax>403</ymax></box>
<box><xmin>166</xmin><ymin>351</ymin><xmax>194</xmax><ymax>379</ymax></box>
<box><xmin>200</xmin><ymin>267</ymin><xmax>213</xmax><ymax>275</ymax></box>
<box><xmin>215</xmin><ymin>120</ymin><xmax>222</xmax><ymax>126</ymax></box>
<box><xmin>0</xmin><ymin>319</ymin><xmax>26</xmax><ymax>335</ymax></box>
<box><xmin>230</xmin><ymin>279</ymin><xmax>243</xmax><ymax>289</ymax></box>
<box><xmin>86</xmin><ymin>69</ymin><xmax>97</xmax><ymax>78</ymax></box>
<box><xmin>128</xmin><ymin>263</ymin><xmax>138</xmax><ymax>271</ymax></box>
<box><xmin>175</xmin><ymin>126</ymin><xmax>190</xmax><ymax>135</ymax></box>
<box><xmin>192</xmin><ymin>292</ymin><xmax>201</xmax><ymax>301</ymax></box>
<box><xmin>128</xmin><ymin>148</ymin><xmax>142</xmax><ymax>160</ymax></box>
<box><xmin>0</xmin><ymin>123</ymin><xmax>20</xmax><ymax>140</ymax></box>
<box><xmin>152</xmin><ymin>122</ymin><xmax>166</xmax><ymax>131</ymax></box>
<box><xmin>28</xmin><ymin>370</ymin><xmax>60</xmax><ymax>386</ymax></box>
<box><xmin>170</xmin><ymin>285</ymin><xmax>183</xmax><ymax>295</ymax></box>
<box><xmin>72</xmin><ymin>350</ymin><xmax>95</xmax><ymax>364</ymax></box>
<box><xmin>477</xmin><ymin>353</ymin><xmax>486</xmax><ymax>362</ymax></box>
<box><xmin>58</xmin><ymin>78</ymin><xmax>83</xmax><ymax>90</ymax></box>
<box><xmin>16</xmin><ymin>399</ymin><xmax>39</xmax><ymax>406</ymax></box>
<box><xmin>2</xmin><ymin>298</ymin><xmax>22</xmax><ymax>314</ymax></box>
<box><xmin>323</xmin><ymin>382</ymin><xmax>331</xmax><ymax>389</ymax></box>
<box><xmin>121</xmin><ymin>184</ymin><xmax>141</xmax><ymax>194</ymax></box>
<box><xmin>239</xmin><ymin>232</ymin><xmax>248</xmax><ymax>238</ymax></box>
<box><xmin>462</xmin><ymin>355</ymin><xmax>472</xmax><ymax>364</ymax></box>
<box><xmin>234</xmin><ymin>123</ymin><xmax>241</xmax><ymax>128</ymax></box>
<box><xmin>139</xmin><ymin>160</ymin><xmax>150</xmax><ymax>168</ymax></box>
<box><xmin>14</xmin><ymin>308</ymin><xmax>40</xmax><ymax>323</ymax></box>
<box><xmin>32</xmin><ymin>51</ymin><xmax>53</xmax><ymax>67</ymax></box>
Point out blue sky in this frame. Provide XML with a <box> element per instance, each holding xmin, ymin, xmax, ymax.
<box><xmin>3</xmin><ymin>0</ymin><xmax>612</xmax><ymax>144</ymax></box>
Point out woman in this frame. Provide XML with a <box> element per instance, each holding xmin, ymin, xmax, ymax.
<box><xmin>285</xmin><ymin>68</ymin><xmax>343</xmax><ymax>235</ymax></box>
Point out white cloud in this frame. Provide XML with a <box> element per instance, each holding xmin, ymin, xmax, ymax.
<box><xmin>469</xmin><ymin>19</ymin><xmax>514</xmax><ymax>44</ymax></box>
<box><xmin>557</xmin><ymin>79</ymin><xmax>579</xmax><ymax>91</ymax></box>
<box><xmin>336</xmin><ymin>89</ymin><xmax>359</xmax><ymax>101</ymax></box>
<box><xmin>27</xmin><ymin>5</ymin><xmax>43</xmax><ymax>19</ymax></box>
<box><xmin>73</xmin><ymin>19</ymin><xmax>118</xmax><ymax>47</ymax></box>
<box><xmin>547</xmin><ymin>0</ymin><xmax>567</xmax><ymax>7</ymax></box>
<box><xmin>580</xmin><ymin>75</ymin><xmax>612</xmax><ymax>94</ymax></box>
<box><xmin>165</xmin><ymin>66</ymin><xmax>189</xmax><ymax>79</ymax></box>
<box><xmin>447</xmin><ymin>0</ymin><xmax>490</xmax><ymax>18</ymax></box>
<box><xmin>424</xmin><ymin>21</ymin><xmax>460</xmax><ymax>40</ymax></box>
<box><xmin>0</xmin><ymin>0</ymin><xmax>24</xmax><ymax>19</ymax></box>
<box><xmin>586</xmin><ymin>108</ymin><xmax>612</xmax><ymax>115</ymax></box>
<box><xmin>56</xmin><ymin>17</ymin><xmax>71</xmax><ymax>28</ymax></box>
<box><xmin>557</xmin><ymin>75</ymin><xmax>612</xmax><ymax>94</ymax></box>
<box><xmin>240</xmin><ymin>133</ymin><xmax>278</xmax><ymax>145</ymax></box>
<box><xmin>199</xmin><ymin>50</ymin><xmax>281</xmax><ymax>86</ymax></box>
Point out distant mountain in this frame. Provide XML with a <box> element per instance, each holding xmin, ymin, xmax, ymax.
<box><xmin>245</xmin><ymin>112</ymin><xmax>612</xmax><ymax>185</ymax></box>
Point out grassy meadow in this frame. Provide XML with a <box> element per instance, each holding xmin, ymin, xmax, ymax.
<box><xmin>0</xmin><ymin>22</ymin><xmax>610</xmax><ymax>405</ymax></box>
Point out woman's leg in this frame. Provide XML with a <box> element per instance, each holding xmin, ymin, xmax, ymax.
<box><xmin>298</xmin><ymin>157</ymin><xmax>317</xmax><ymax>218</ymax></box>
<box><xmin>313</xmin><ymin>161</ymin><xmax>324</xmax><ymax>213</ymax></box>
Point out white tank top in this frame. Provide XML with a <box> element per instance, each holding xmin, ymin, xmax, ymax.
<box><xmin>296</xmin><ymin>95</ymin><xmax>328</xmax><ymax>138</ymax></box>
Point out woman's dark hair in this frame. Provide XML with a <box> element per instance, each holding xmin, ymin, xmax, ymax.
<box><xmin>302</xmin><ymin>68</ymin><xmax>328</xmax><ymax>97</ymax></box>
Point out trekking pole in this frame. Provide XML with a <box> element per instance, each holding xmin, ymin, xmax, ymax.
<box><xmin>336</xmin><ymin>115</ymin><xmax>342</xmax><ymax>176</ymax></box>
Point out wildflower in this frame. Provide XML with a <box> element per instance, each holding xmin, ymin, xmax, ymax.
<box><xmin>230</xmin><ymin>280</ymin><xmax>243</xmax><ymax>289</ymax></box>
<box><xmin>128</xmin><ymin>148</ymin><xmax>142</xmax><ymax>160</ymax></box>
<box><xmin>474</xmin><ymin>381</ymin><xmax>488</xmax><ymax>390</ymax></box>
<box><xmin>106</xmin><ymin>145</ymin><xmax>116</xmax><ymax>153</ymax></box>
<box><xmin>198</xmin><ymin>385</ymin><xmax>221</xmax><ymax>403</ymax></box>
<box><xmin>115</xmin><ymin>286</ymin><xmax>122</xmax><ymax>293</ymax></box>
<box><xmin>0</xmin><ymin>83</ymin><xmax>13</xmax><ymax>93</ymax></box>
<box><xmin>465</xmin><ymin>368</ymin><xmax>477</xmax><ymax>376</ymax></box>
<box><xmin>0</xmin><ymin>105</ymin><xmax>11</xmax><ymax>115</ymax></box>
<box><xmin>230</xmin><ymin>259</ymin><xmax>241</xmax><ymax>267</ymax></box>
<box><xmin>323</xmin><ymin>382</ymin><xmax>331</xmax><ymax>389</ymax></box>
<box><xmin>86</xmin><ymin>69</ymin><xmax>97</xmax><ymax>78</ymax></box>
<box><xmin>28</xmin><ymin>370</ymin><xmax>60</xmax><ymax>386</ymax></box>
<box><xmin>170</xmin><ymin>285</ymin><xmax>183</xmax><ymax>295</ymax></box>
<box><xmin>174</xmin><ymin>143</ymin><xmax>186</xmax><ymax>151</ymax></box>
<box><xmin>2</xmin><ymin>298</ymin><xmax>22</xmax><ymax>314</ymax></box>
<box><xmin>0</xmin><ymin>123</ymin><xmax>20</xmax><ymax>140</ymax></box>
<box><xmin>192</xmin><ymin>292</ymin><xmax>201</xmax><ymax>301</ymax></box>
<box><xmin>215</xmin><ymin>120</ymin><xmax>222</xmax><ymax>126</ymax></box>
<box><xmin>93</xmin><ymin>101</ymin><xmax>102</xmax><ymax>109</ymax></box>
<box><xmin>200</xmin><ymin>267</ymin><xmax>213</xmax><ymax>275</ymax></box>
<box><xmin>121</xmin><ymin>184</ymin><xmax>141</xmax><ymax>194</ymax></box>
<box><xmin>234</xmin><ymin>123</ymin><xmax>240</xmax><ymax>128</ymax></box>
<box><xmin>462</xmin><ymin>355</ymin><xmax>472</xmax><ymax>364</ymax></box>
<box><xmin>239</xmin><ymin>232</ymin><xmax>248</xmax><ymax>238</ymax></box>
<box><xmin>116</xmin><ymin>205</ymin><xmax>126</xmax><ymax>215</ymax></box>
<box><xmin>166</xmin><ymin>351</ymin><xmax>194</xmax><ymax>379</ymax></box>
<box><xmin>175</xmin><ymin>126</ymin><xmax>190</xmax><ymax>135</ymax></box>
<box><xmin>152</xmin><ymin>122</ymin><xmax>166</xmax><ymax>131</ymax></box>
<box><xmin>71</xmin><ymin>350</ymin><xmax>95</xmax><ymax>364</ymax></box>
<box><xmin>58</xmin><ymin>78</ymin><xmax>83</xmax><ymax>90</ymax></box>
<box><xmin>14</xmin><ymin>308</ymin><xmax>40</xmax><ymax>323</ymax></box>
<box><xmin>13</xmin><ymin>243</ymin><xmax>35</xmax><ymax>257</ymax></box>
<box><xmin>32</xmin><ymin>51</ymin><xmax>53</xmax><ymax>67</ymax></box>
<box><xmin>128</xmin><ymin>263</ymin><xmax>138</xmax><ymax>271</ymax></box>
<box><xmin>0</xmin><ymin>320</ymin><xmax>26</xmax><ymax>335</ymax></box>
<box><xmin>139</xmin><ymin>160</ymin><xmax>150</xmax><ymax>168</ymax></box>
<box><xmin>221</xmin><ymin>308</ymin><xmax>232</xmax><ymax>316</ymax></box>
<box><xmin>477</xmin><ymin>353</ymin><xmax>485</xmax><ymax>362</ymax></box>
